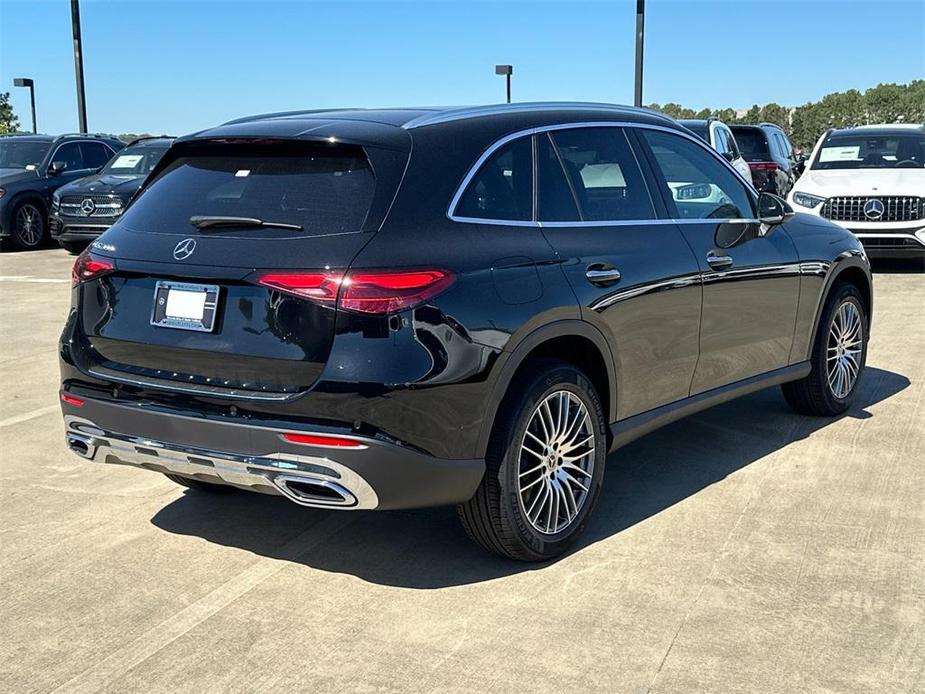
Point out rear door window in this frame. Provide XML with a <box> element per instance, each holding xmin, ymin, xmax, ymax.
<box><xmin>455</xmin><ymin>136</ymin><xmax>533</xmax><ymax>221</ymax></box>
<box><xmin>119</xmin><ymin>142</ymin><xmax>376</xmax><ymax>236</ymax></box>
<box><xmin>549</xmin><ymin>127</ymin><xmax>654</xmax><ymax>221</ymax></box>
<box><xmin>81</xmin><ymin>142</ymin><xmax>113</xmax><ymax>169</ymax></box>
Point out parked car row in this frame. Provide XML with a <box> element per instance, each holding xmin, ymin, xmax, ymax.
<box><xmin>0</xmin><ymin>133</ymin><xmax>172</xmax><ymax>252</ymax></box>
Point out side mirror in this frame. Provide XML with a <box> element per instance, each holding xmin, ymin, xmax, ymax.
<box><xmin>47</xmin><ymin>161</ymin><xmax>67</xmax><ymax>176</ymax></box>
<box><xmin>721</xmin><ymin>151</ymin><xmax>735</xmax><ymax>162</ymax></box>
<box><xmin>757</xmin><ymin>192</ymin><xmax>794</xmax><ymax>234</ymax></box>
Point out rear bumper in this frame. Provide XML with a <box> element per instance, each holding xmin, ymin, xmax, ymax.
<box><xmin>60</xmin><ymin>393</ymin><xmax>485</xmax><ymax>511</ymax></box>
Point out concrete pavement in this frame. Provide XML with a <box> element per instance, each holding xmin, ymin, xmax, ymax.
<box><xmin>1</xmin><ymin>249</ymin><xmax>922</xmax><ymax>693</ymax></box>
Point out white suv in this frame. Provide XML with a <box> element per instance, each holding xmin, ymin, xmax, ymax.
<box><xmin>788</xmin><ymin>124</ymin><xmax>924</xmax><ymax>262</ymax></box>
<box><xmin>679</xmin><ymin>118</ymin><xmax>753</xmax><ymax>185</ymax></box>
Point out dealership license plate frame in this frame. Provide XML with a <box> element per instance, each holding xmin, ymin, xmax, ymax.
<box><xmin>150</xmin><ymin>281</ymin><xmax>220</xmax><ymax>333</ymax></box>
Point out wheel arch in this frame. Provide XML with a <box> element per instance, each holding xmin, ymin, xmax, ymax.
<box><xmin>475</xmin><ymin>320</ymin><xmax>617</xmax><ymax>458</ymax></box>
<box><xmin>808</xmin><ymin>252</ymin><xmax>873</xmax><ymax>352</ymax></box>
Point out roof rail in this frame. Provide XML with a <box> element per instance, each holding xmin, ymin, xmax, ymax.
<box><xmin>221</xmin><ymin>109</ymin><xmax>364</xmax><ymax>126</ymax></box>
<box><xmin>54</xmin><ymin>132</ymin><xmax>122</xmax><ymax>141</ymax></box>
<box><xmin>125</xmin><ymin>135</ymin><xmax>176</xmax><ymax>146</ymax></box>
<box><xmin>402</xmin><ymin>102</ymin><xmax>671</xmax><ymax>129</ymax></box>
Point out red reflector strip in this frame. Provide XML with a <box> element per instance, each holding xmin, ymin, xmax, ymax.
<box><xmin>281</xmin><ymin>432</ymin><xmax>364</xmax><ymax>448</ymax></box>
<box><xmin>60</xmin><ymin>393</ymin><xmax>85</xmax><ymax>407</ymax></box>
<box><xmin>748</xmin><ymin>162</ymin><xmax>779</xmax><ymax>171</ymax></box>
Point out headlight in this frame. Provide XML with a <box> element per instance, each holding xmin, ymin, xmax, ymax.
<box><xmin>793</xmin><ymin>192</ymin><xmax>826</xmax><ymax>209</ymax></box>
<box><xmin>52</xmin><ymin>193</ymin><xmax>61</xmax><ymax>211</ymax></box>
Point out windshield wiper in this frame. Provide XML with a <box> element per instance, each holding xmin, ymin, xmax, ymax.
<box><xmin>189</xmin><ymin>216</ymin><xmax>303</xmax><ymax>232</ymax></box>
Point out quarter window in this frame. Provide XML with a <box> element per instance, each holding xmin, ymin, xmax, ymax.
<box><xmin>549</xmin><ymin>127</ymin><xmax>654</xmax><ymax>221</ymax></box>
<box><xmin>455</xmin><ymin>137</ymin><xmax>533</xmax><ymax>221</ymax></box>
<box><xmin>640</xmin><ymin>130</ymin><xmax>754</xmax><ymax>220</ymax></box>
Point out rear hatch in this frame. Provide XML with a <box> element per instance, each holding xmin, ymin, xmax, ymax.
<box><xmin>730</xmin><ymin>127</ymin><xmax>777</xmax><ymax>190</ymax></box>
<box><xmin>73</xmin><ymin>136</ymin><xmax>409</xmax><ymax>398</ymax></box>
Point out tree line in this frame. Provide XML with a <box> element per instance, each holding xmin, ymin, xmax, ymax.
<box><xmin>648</xmin><ymin>81</ymin><xmax>924</xmax><ymax>150</ymax></box>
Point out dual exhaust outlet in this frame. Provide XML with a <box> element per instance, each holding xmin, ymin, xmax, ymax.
<box><xmin>65</xmin><ymin>431</ymin><xmax>358</xmax><ymax>508</ymax></box>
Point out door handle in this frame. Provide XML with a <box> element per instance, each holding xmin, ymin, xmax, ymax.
<box><xmin>706</xmin><ymin>252</ymin><xmax>733</xmax><ymax>269</ymax></box>
<box><xmin>585</xmin><ymin>264</ymin><xmax>622</xmax><ymax>286</ymax></box>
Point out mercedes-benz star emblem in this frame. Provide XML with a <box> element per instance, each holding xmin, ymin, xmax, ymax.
<box><xmin>173</xmin><ymin>238</ymin><xmax>197</xmax><ymax>261</ymax></box>
<box><xmin>80</xmin><ymin>198</ymin><xmax>96</xmax><ymax>216</ymax></box>
<box><xmin>863</xmin><ymin>198</ymin><xmax>885</xmax><ymax>220</ymax></box>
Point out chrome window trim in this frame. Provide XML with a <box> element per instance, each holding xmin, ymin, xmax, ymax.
<box><xmin>447</xmin><ymin>121</ymin><xmax>760</xmax><ymax>227</ymax></box>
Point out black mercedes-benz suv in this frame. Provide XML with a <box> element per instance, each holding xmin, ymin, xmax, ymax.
<box><xmin>50</xmin><ymin>137</ymin><xmax>173</xmax><ymax>253</ymax></box>
<box><xmin>59</xmin><ymin>104</ymin><xmax>872</xmax><ymax>560</ymax></box>
<box><xmin>0</xmin><ymin>133</ymin><xmax>124</xmax><ymax>250</ymax></box>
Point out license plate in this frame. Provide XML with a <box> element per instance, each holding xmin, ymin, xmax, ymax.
<box><xmin>150</xmin><ymin>281</ymin><xmax>220</xmax><ymax>332</ymax></box>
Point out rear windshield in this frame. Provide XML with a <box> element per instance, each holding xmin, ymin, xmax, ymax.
<box><xmin>812</xmin><ymin>133</ymin><xmax>925</xmax><ymax>170</ymax></box>
<box><xmin>119</xmin><ymin>143</ymin><xmax>375</xmax><ymax>236</ymax></box>
<box><xmin>102</xmin><ymin>145</ymin><xmax>169</xmax><ymax>175</ymax></box>
<box><xmin>680</xmin><ymin>122</ymin><xmax>710</xmax><ymax>142</ymax></box>
<box><xmin>730</xmin><ymin>128</ymin><xmax>770</xmax><ymax>160</ymax></box>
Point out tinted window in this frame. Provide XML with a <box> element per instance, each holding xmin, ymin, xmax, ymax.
<box><xmin>680</xmin><ymin>121</ymin><xmax>710</xmax><ymax>142</ymax></box>
<box><xmin>725</xmin><ymin>128</ymin><xmax>741</xmax><ymax>158</ymax></box>
<box><xmin>730</xmin><ymin>127</ymin><xmax>771</xmax><ymax>161</ymax></box>
<box><xmin>103</xmin><ymin>145</ymin><xmax>170</xmax><ymax>175</ymax></box>
<box><xmin>811</xmin><ymin>132</ymin><xmax>925</xmax><ymax>170</ymax></box>
<box><xmin>456</xmin><ymin>137</ymin><xmax>532</xmax><ymax>221</ymax></box>
<box><xmin>0</xmin><ymin>139</ymin><xmax>51</xmax><ymax>169</ymax></box>
<box><xmin>550</xmin><ymin>127</ymin><xmax>654</xmax><ymax>221</ymax></box>
<box><xmin>119</xmin><ymin>142</ymin><xmax>375</xmax><ymax>236</ymax></box>
<box><xmin>641</xmin><ymin>130</ymin><xmax>754</xmax><ymax>220</ymax></box>
<box><xmin>52</xmin><ymin>142</ymin><xmax>85</xmax><ymax>171</ymax></box>
<box><xmin>81</xmin><ymin>142</ymin><xmax>112</xmax><ymax>169</ymax></box>
<box><xmin>714</xmin><ymin>128</ymin><xmax>729</xmax><ymax>154</ymax></box>
<box><xmin>537</xmin><ymin>134</ymin><xmax>580</xmax><ymax>222</ymax></box>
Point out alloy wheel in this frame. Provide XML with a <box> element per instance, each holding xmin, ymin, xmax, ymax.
<box><xmin>826</xmin><ymin>300</ymin><xmax>863</xmax><ymax>399</ymax></box>
<box><xmin>15</xmin><ymin>204</ymin><xmax>44</xmax><ymax>247</ymax></box>
<box><xmin>517</xmin><ymin>390</ymin><xmax>595</xmax><ymax>535</ymax></box>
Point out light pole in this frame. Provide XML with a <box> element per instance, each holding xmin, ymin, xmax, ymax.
<box><xmin>634</xmin><ymin>0</ymin><xmax>645</xmax><ymax>107</ymax></box>
<box><xmin>70</xmin><ymin>0</ymin><xmax>88</xmax><ymax>133</ymax></box>
<box><xmin>495</xmin><ymin>65</ymin><xmax>513</xmax><ymax>104</ymax></box>
<box><xmin>12</xmin><ymin>78</ymin><xmax>36</xmax><ymax>133</ymax></box>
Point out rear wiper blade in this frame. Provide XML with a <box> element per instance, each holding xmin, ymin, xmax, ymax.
<box><xmin>189</xmin><ymin>216</ymin><xmax>303</xmax><ymax>232</ymax></box>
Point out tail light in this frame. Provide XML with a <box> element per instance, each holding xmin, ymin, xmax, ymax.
<box><xmin>60</xmin><ymin>393</ymin><xmax>85</xmax><ymax>407</ymax></box>
<box><xmin>281</xmin><ymin>432</ymin><xmax>365</xmax><ymax>448</ymax></box>
<box><xmin>748</xmin><ymin>162</ymin><xmax>779</xmax><ymax>172</ymax></box>
<box><xmin>72</xmin><ymin>250</ymin><xmax>115</xmax><ymax>286</ymax></box>
<box><xmin>256</xmin><ymin>269</ymin><xmax>455</xmax><ymax>314</ymax></box>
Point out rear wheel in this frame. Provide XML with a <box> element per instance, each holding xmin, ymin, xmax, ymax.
<box><xmin>10</xmin><ymin>201</ymin><xmax>46</xmax><ymax>250</ymax></box>
<box><xmin>782</xmin><ymin>281</ymin><xmax>868</xmax><ymax>416</ymax></box>
<box><xmin>164</xmin><ymin>473</ymin><xmax>234</xmax><ymax>492</ymax></box>
<box><xmin>457</xmin><ymin>359</ymin><xmax>606</xmax><ymax>561</ymax></box>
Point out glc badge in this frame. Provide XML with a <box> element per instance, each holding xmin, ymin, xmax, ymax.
<box><xmin>863</xmin><ymin>199</ymin><xmax>885</xmax><ymax>220</ymax></box>
<box><xmin>173</xmin><ymin>238</ymin><xmax>197</xmax><ymax>261</ymax></box>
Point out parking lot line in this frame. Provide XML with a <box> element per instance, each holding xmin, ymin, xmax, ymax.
<box><xmin>49</xmin><ymin>513</ymin><xmax>354</xmax><ymax>694</ymax></box>
<box><xmin>0</xmin><ymin>404</ymin><xmax>59</xmax><ymax>428</ymax></box>
<box><xmin>0</xmin><ymin>276</ymin><xmax>70</xmax><ymax>283</ymax></box>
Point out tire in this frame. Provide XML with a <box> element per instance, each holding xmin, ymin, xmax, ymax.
<box><xmin>782</xmin><ymin>281</ymin><xmax>868</xmax><ymax>416</ymax></box>
<box><xmin>457</xmin><ymin>359</ymin><xmax>607</xmax><ymax>561</ymax></box>
<box><xmin>60</xmin><ymin>241</ymin><xmax>88</xmax><ymax>255</ymax></box>
<box><xmin>9</xmin><ymin>200</ymin><xmax>47</xmax><ymax>250</ymax></box>
<box><xmin>163</xmin><ymin>473</ymin><xmax>234</xmax><ymax>492</ymax></box>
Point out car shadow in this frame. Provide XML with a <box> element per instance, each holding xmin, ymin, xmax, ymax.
<box><xmin>150</xmin><ymin>367</ymin><xmax>909</xmax><ymax>588</ymax></box>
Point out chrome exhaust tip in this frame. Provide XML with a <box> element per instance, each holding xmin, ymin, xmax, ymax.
<box><xmin>272</xmin><ymin>474</ymin><xmax>358</xmax><ymax>508</ymax></box>
<box><xmin>66</xmin><ymin>433</ymin><xmax>97</xmax><ymax>460</ymax></box>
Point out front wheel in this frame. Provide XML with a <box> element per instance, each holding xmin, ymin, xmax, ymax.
<box><xmin>782</xmin><ymin>281</ymin><xmax>868</xmax><ymax>416</ymax></box>
<box><xmin>457</xmin><ymin>359</ymin><xmax>607</xmax><ymax>561</ymax></box>
<box><xmin>10</xmin><ymin>201</ymin><xmax>46</xmax><ymax>250</ymax></box>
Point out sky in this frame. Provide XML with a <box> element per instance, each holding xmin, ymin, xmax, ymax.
<box><xmin>1</xmin><ymin>0</ymin><xmax>923</xmax><ymax>136</ymax></box>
